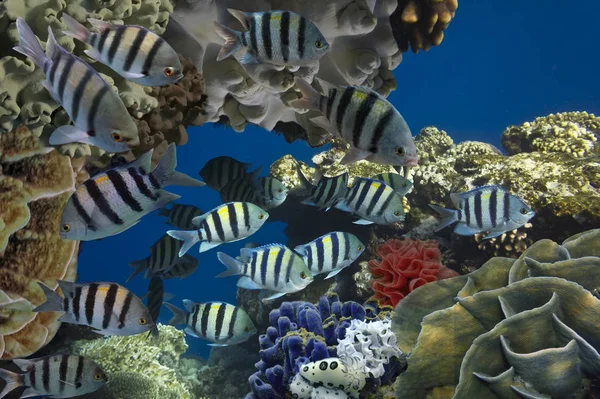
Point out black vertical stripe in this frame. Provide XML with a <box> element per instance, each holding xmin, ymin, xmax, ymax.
<box><xmin>71</xmin><ymin>193</ymin><xmax>95</xmax><ymax>232</ymax></box>
<box><xmin>490</xmin><ymin>189</ymin><xmax>498</xmax><ymax>228</ymax></box>
<box><xmin>457</xmin><ymin>209</ymin><xmax>463</xmax><ymax>222</ymax></box>
<box><xmin>107</xmin><ymin>25</ymin><xmax>126</xmax><ymax>64</ymax></box>
<box><xmin>200</xmin><ymin>303</ymin><xmax>211</xmax><ymax>337</ymax></box>
<box><xmin>49</xmin><ymin>56</ymin><xmax>60</xmax><ymax>85</ymax></box>
<box><xmin>273</xmin><ymin>247</ymin><xmax>284</xmax><ymax>287</ymax></box>
<box><xmin>123</xmin><ymin>28</ymin><xmax>147</xmax><ymax>71</ymax></box>
<box><xmin>74</xmin><ymin>356</ymin><xmax>84</xmax><ymax>387</ymax></box>
<box><xmin>28</xmin><ymin>360</ymin><xmax>36</xmax><ymax>386</ymax></box>
<box><xmin>43</xmin><ymin>61</ymin><xmax>48</xmax><ymax>74</ymax></box>
<box><xmin>87</xmin><ymin>85</ymin><xmax>109</xmax><ymax>134</ymax></box>
<box><xmin>191</xmin><ymin>305</ymin><xmax>200</xmax><ymax>332</ymax></box>
<box><xmin>261</xmin><ymin>13</ymin><xmax>272</xmax><ymax>60</ymax></box>
<box><xmin>346</xmin><ymin>183</ymin><xmax>360</xmax><ymax>205</ymax></box>
<box><xmin>250</xmin><ymin>253</ymin><xmax>258</xmax><ymax>281</ymax></box>
<box><xmin>354</xmin><ymin>181</ymin><xmax>372</xmax><ymax>210</ymax></box>
<box><xmin>227</xmin><ymin>306</ymin><xmax>239</xmax><ymax>338</ymax></box>
<box><xmin>42</xmin><ymin>357</ymin><xmax>50</xmax><ymax>392</ymax></box>
<box><xmin>305</xmin><ymin>245</ymin><xmax>313</xmax><ymax>270</ymax></box>
<box><xmin>284</xmin><ymin>251</ymin><xmax>294</xmax><ymax>282</ymax></box>
<box><xmin>353</xmin><ymin>92</ymin><xmax>379</xmax><ymax>148</ymax></box>
<box><xmin>242</xmin><ymin>202</ymin><xmax>250</xmax><ymax>231</ymax></box>
<box><xmin>127</xmin><ymin>168</ymin><xmax>157</xmax><ymax>200</ymax></box>
<box><xmin>102</xmin><ymin>284</ymin><xmax>119</xmax><ymax>329</ymax></box>
<box><xmin>316</xmin><ymin>240</ymin><xmax>324</xmax><ymax>272</ymax></box>
<box><xmin>366</xmin><ymin>183</ymin><xmax>386</xmax><ymax>215</ymax></box>
<box><xmin>89</xmin><ymin>33</ymin><xmax>98</xmax><ymax>47</ymax></box>
<box><xmin>314</xmin><ymin>177</ymin><xmax>329</xmax><ymax>204</ymax></box>
<box><xmin>158</xmin><ymin>237</ymin><xmax>166</xmax><ymax>270</ymax></box>
<box><xmin>117</xmin><ymin>291</ymin><xmax>133</xmax><ymax>328</ymax></box>
<box><xmin>71</xmin><ymin>69</ymin><xmax>93</xmax><ymax>122</ymax></box>
<box><xmin>201</xmin><ymin>219</ymin><xmax>212</xmax><ymax>242</ymax></box>
<box><xmin>250</xmin><ymin>16</ymin><xmax>258</xmax><ymax>55</ymax></box>
<box><xmin>369</xmin><ymin>107</ymin><xmax>394</xmax><ymax>152</ymax></box>
<box><xmin>142</xmin><ymin>37</ymin><xmax>163</xmax><ymax>75</ymax></box>
<box><xmin>298</xmin><ymin>16</ymin><xmax>306</xmax><ymax>59</ymax></box>
<box><xmin>107</xmin><ymin>170</ymin><xmax>143</xmax><ymax>212</ymax></box>
<box><xmin>464</xmin><ymin>198</ymin><xmax>471</xmax><ymax>226</ymax></box>
<box><xmin>326</xmin><ymin>89</ymin><xmax>337</xmax><ymax>120</ymax></box>
<box><xmin>376</xmin><ymin>190</ymin><xmax>396</xmax><ymax>217</ymax></box>
<box><xmin>260</xmin><ymin>248</ymin><xmax>270</xmax><ymax>286</ymax></box>
<box><xmin>57</xmin><ymin>57</ymin><xmax>75</xmax><ymax>102</ymax></box>
<box><xmin>214</xmin><ymin>303</ymin><xmax>227</xmax><ymax>339</ymax></box>
<box><xmin>336</xmin><ymin>87</ymin><xmax>355</xmax><ymax>133</ymax></box>
<box><xmin>63</xmin><ymin>296</ymin><xmax>69</xmax><ymax>314</ymax></box>
<box><xmin>474</xmin><ymin>192</ymin><xmax>483</xmax><ymax>228</ymax></box>
<box><xmin>85</xmin><ymin>283</ymin><xmax>98</xmax><ymax>325</ymax></box>
<box><xmin>148</xmin><ymin>173</ymin><xmax>161</xmax><ymax>189</ymax></box>
<box><xmin>97</xmin><ymin>28</ymin><xmax>111</xmax><ymax>54</ymax></box>
<box><xmin>72</xmin><ymin>286</ymin><xmax>82</xmax><ymax>322</ymax></box>
<box><xmin>322</xmin><ymin>176</ymin><xmax>339</xmax><ymax>206</ymax></box>
<box><xmin>84</xmin><ymin>180</ymin><xmax>124</xmax><ymax>225</ymax></box>
<box><xmin>343</xmin><ymin>233</ymin><xmax>351</xmax><ymax>260</ymax></box>
<box><xmin>241</xmin><ymin>32</ymin><xmax>247</xmax><ymax>47</ymax></box>
<box><xmin>280</xmin><ymin>11</ymin><xmax>290</xmax><ymax>62</ymax></box>
<box><xmin>58</xmin><ymin>355</ymin><xmax>69</xmax><ymax>392</ymax></box>
<box><xmin>212</xmin><ymin>211</ymin><xmax>226</xmax><ymax>241</ymax></box>
<box><xmin>503</xmin><ymin>191</ymin><xmax>510</xmax><ymax>221</ymax></box>
<box><xmin>331</xmin><ymin>233</ymin><xmax>339</xmax><ymax>271</ymax></box>
<box><xmin>228</xmin><ymin>203</ymin><xmax>239</xmax><ymax>238</ymax></box>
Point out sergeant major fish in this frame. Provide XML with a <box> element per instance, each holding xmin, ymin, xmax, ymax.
<box><xmin>165</xmin><ymin>300</ymin><xmax>257</xmax><ymax>346</ymax></box>
<box><xmin>34</xmin><ymin>281</ymin><xmax>154</xmax><ymax>336</ymax></box>
<box><xmin>219</xmin><ymin>176</ymin><xmax>262</xmax><ymax>205</ymax></box>
<box><xmin>297</xmin><ymin>166</ymin><xmax>348</xmax><ymax>211</ymax></box>
<box><xmin>0</xmin><ymin>355</ymin><xmax>107</xmax><ymax>399</ymax></box>
<box><xmin>12</xmin><ymin>18</ymin><xmax>139</xmax><ymax>153</ymax></box>
<box><xmin>336</xmin><ymin>177</ymin><xmax>405</xmax><ymax>225</ymax></box>
<box><xmin>216</xmin><ymin>244</ymin><xmax>314</xmax><ymax>301</ymax></box>
<box><xmin>294</xmin><ymin>232</ymin><xmax>364</xmax><ymax>279</ymax></box>
<box><xmin>167</xmin><ymin>202</ymin><xmax>268</xmax><ymax>255</ymax></box>
<box><xmin>256</xmin><ymin>177</ymin><xmax>288</xmax><ymax>209</ymax></box>
<box><xmin>127</xmin><ymin>234</ymin><xmax>185</xmax><ymax>282</ymax></box>
<box><xmin>161</xmin><ymin>255</ymin><xmax>199</xmax><ymax>279</ymax></box>
<box><xmin>214</xmin><ymin>9</ymin><xmax>330</xmax><ymax>65</ymax></box>
<box><xmin>199</xmin><ymin>156</ymin><xmax>260</xmax><ymax>191</ymax></box>
<box><xmin>62</xmin><ymin>13</ymin><xmax>183</xmax><ymax>86</ymax></box>
<box><xmin>291</xmin><ymin>78</ymin><xmax>418</xmax><ymax>167</ymax></box>
<box><xmin>429</xmin><ymin>185</ymin><xmax>535</xmax><ymax>239</ymax></box>
<box><xmin>145</xmin><ymin>275</ymin><xmax>164</xmax><ymax>337</ymax></box>
<box><xmin>159</xmin><ymin>203</ymin><xmax>204</xmax><ymax>229</ymax></box>
<box><xmin>59</xmin><ymin>143</ymin><xmax>205</xmax><ymax>241</ymax></box>
<box><xmin>371</xmin><ymin>173</ymin><xmax>413</xmax><ymax>197</ymax></box>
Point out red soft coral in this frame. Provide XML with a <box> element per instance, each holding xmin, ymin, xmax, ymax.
<box><xmin>368</xmin><ymin>238</ymin><xmax>459</xmax><ymax>307</ymax></box>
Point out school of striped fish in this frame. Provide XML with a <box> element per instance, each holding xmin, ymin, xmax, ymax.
<box><xmin>2</xmin><ymin>9</ymin><xmax>537</xmax><ymax>399</ymax></box>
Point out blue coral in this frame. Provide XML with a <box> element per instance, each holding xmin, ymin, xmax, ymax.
<box><xmin>244</xmin><ymin>295</ymin><xmax>391</xmax><ymax>399</ymax></box>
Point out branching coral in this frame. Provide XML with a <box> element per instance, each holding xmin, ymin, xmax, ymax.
<box><xmin>392</xmin><ymin>228</ymin><xmax>600</xmax><ymax>399</ymax></box>
<box><xmin>368</xmin><ymin>238</ymin><xmax>459</xmax><ymax>307</ymax></box>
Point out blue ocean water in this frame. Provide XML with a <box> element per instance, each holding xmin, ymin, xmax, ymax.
<box><xmin>78</xmin><ymin>0</ymin><xmax>600</xmax><ymax>358</ymax></box>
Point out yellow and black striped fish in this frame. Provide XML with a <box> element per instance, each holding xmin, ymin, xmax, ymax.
<box><xmin>0</xmin><ymin>355</ymin><xmax>106</xmax><ymax>398</ymax></box>
<box><xmin>127</xmin><ymin>234</ymin><xmax>185</xmax><ymax>282</ymax></box>
<box><xmin>62</xmin><ymin>14</ymin><xmax>183</xmax><ymax>86</ymax></box>
<box><xmin>371</xmin><ymin>173</ymin><xmax>413</xmax><ymax>197</ymax></box>
<box><xmin>167</xmin><ymin>202</ymin><xmax>269</xmax><ymax>256</ymax></box>
<box><xmin>297</xmin><ymin>167</ymin><xmax>349</xmax><ymax>211</ymax></box>
<box><xmin>13</xmin><ymin>18</ymin><xmax>139</xmax><ymax>153</ymax></box>
<box><xmin>159</xmin><ymin>203</ymin><xmax>204</xmax><ymax>229</ymax></box>
<box><xmin>294</xmin><ymin>232</ymin><xmax>364</xmax><ymax>279</ymax></box>
<box><xmin>164</xmin><ymin>300</ymin><xmax>256</xmax><ymax>346</ymax></box>
<box><xmin>216</xmin><ymin>244</ymin><xmax>314</xmax><ymax>300</ymax></box>
<box><xmin>335</xmin><ymin>177</ymin><xmax>405</xmax><ymax>225</ymax></box>
<box><xmin>34</xmin><ymin>281</ymin><xmax>154</xmax><ymax>336</ymax></box>
<box><xmin>214</xmin><ymin>9</ymin><xmax>330</xmax><ymax>65</ymax></box>
<box><xmin>59</xmin><ymin>143</ymin><xmax>204</xmax><ymax>241</ymax></box>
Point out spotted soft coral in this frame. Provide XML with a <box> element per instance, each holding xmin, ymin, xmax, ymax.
<box><xmin>368</xmin><ymin>238</ymin><xmax>459</xmax><ymax>307</ymax></box>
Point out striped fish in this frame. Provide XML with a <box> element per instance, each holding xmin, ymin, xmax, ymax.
<box><xmin>159</xmin><ymin>203</ymin><xmax>204</xmax><ymax>229</ymax></box>
<box><xmin>145</xmin><ymin>276</ymin><xmax>164</xmax><ymax>337</ymax></box>
<box><xmin>59</xmin><ymin>143</ymin><xmax>205</xmax><ymax>241</ymax></box>
<box><xmin>219</xmin><ymin>176</ymin><xmax>261</xmax><ymax>205</ymax></box>
<box><xmin>297</xmin><ymin>166</ymin><xmax>348</xmax><ymax>211</ymax></box>
<box><xmin>161</xmin><ymin>255</ymin><xmax>199</xmax><ymax>280</ymax></box>
<box><xmin>371</xmin><ymin>173</ymin><xmax>413</xmax><ymax>197</ymax></box>
<box><xmin>294</xmin><ymin>232</ymin><xmax>364</xmax><ymax>279</ymax></box>
<box><xmin>216</xmin><ymin>244</ymin><xmax>314</xmax><ymax>301</ymax></box>
<box><xmin>199</xmin><ymin>156</ymin><xmax>259</xmax><ymax>191</ymax></box>
<box><xmin>34</xmin><ymin>280</ymin><xmax>154</xmax><ymax>336</ymax></box>
<box><xmin>429</xmin><ymin>185</ymin><xmax>535</xmax><ymax>239</ymax></box>
<box><xmin>256</xmin><ymin>177</ymin><xmax>288</xmax><ymax>209</ymax></box>
<box><xmin>214</xmin><ymin>9</ymin><xmax>330</xmax><ymax>65</ymax></box>
<box><xmin>12</xmin><ymin>18</ymin><xmax>139</xmax><ymax>153</ymax></box>
<box><xmin>0</xmin><ymin>355</ymin><xmax>106</xmax><ymax>399</ymax></box>
<box><xmin>165</xmin><ymin>300</ymin><xmax>257</xmax><ymax>346</ymax></box>
<box><xmin>127</xmin><ymin>234</ymin><xmax>184</xmax><ymax>282</ymax></box>
<box><xmin>291</xmin><ymin>78</ymin><xmax>418</xmax><ymax>166</ymax></box>
<box><xmin>62</xmin><ymin>14</ymin><xmax>183</xmax><ymax>86</ymax></box>
<box><xmin>336</xmin><ymin>177</ymin><xmax>405</xmax><ymax>225</ymax></box>
<box><xmin>168</xmin><ymin>202</ymin><xmax>268</xmax><ymax>255</ymax></box>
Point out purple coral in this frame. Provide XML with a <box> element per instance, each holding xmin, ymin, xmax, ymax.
<box><xmin>244</xmin><ymin>295</ymin><xmax>389</xmax><ymax>399</ymax></box>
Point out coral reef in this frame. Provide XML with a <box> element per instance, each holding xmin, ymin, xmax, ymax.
<box><xmin>164</xmin><ymin>0</ymin><xmax>457</xmax><ymax>146</ymax></box>
<box><xmin>0</xmin><ymin>125</ymin><xmax>82</xmax><ymax>359</ymax></box>
<box><xmin>72</xmin><ymin>324</ymin><xmax>191</xmax><ymax>399</ymax></box>
<box><xmin>392</xmin><ymin>228</ymin><xmax>600</xmax><ymax>398</ymax></box>
<box><xmin>368</xmin><ymin>238</ymin><xmax>459</xmax><ymax>307</ymax></box>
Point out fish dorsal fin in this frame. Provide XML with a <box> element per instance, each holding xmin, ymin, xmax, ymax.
<box><xmin>449</xmin><ymin>192</ymin><xmax>462</xmax><ymax>208</ymax></box>
<box><xmin>12</xmin><ymin>358</ymin><xmax>35</xmax><ymax>371</ymax></box>
<box><xmin>87</xmin><ymin>18</ymin><xmax>115</xmax><ymax>32</ymax></box>
<box><xmin>450</xmin><ymin>185</ymin><xmax>506</xmax><ymax>207</ymax></box>
<box><xmin>57</xmin><ymin>280</ymin><xmax>77</xmax><ymax>296</ymax></box>
<box><xmin>182</xmin><ymin>299</ymin><xmax>197</xmax><ymax>313</ymax></box>
<box><xmin>127</xmin><ymin>149</ymin><xmax>154</xmax><ymax>174</ymax></box>
<box><xmin>45</xmin><ymin>26</ymin><xmax>61</xmax><ymax>61</ymax></box>
<box><xmin>227</xmin><ymin>9</ymin><xmax>251</xmax><ymax>30</ymax></box>
<box><xmin>313</xmin><ymin>77</ymin><xmax>336</xmax><ymax>95</ymax></box>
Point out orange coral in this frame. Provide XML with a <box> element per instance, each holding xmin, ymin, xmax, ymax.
<box><xmin>391</xmin><ymin>0</ymin><xmax>458</xmax><ymax>53</ymax></box>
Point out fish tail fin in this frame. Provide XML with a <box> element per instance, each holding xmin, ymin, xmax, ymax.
<box><xmin>166</xmin><ymin>230</ymin><xmax>199</xmax><ymax>257</ymax></box>
<box><xmin>126</xmin><ymin>259</ymin><xmax>147</xmax><ymax>283</ymax></box>
<box><xmin>164</xmin><ymin>303</ymin><xmax>186</xmax><ymax>325</ymax></box>
<box><xmin>295</xmin><ymin>163</ymin><xmax>313</xmax><ymax>192</ymax></box>
<box><xmin>32</xmin><ymin>282</ymin><xmax>64</xmax><ymax>313</ymax></box>
<box><xmin>158</xmin><ymin>206</ymin><xmax>170</xmax><ymax>217</ymax></box>
<box><xmin>61</xmin><ymin>13</ymin><xmax>90</xmax><ymax>43</ymax></box>
<box><xmin>428</xmin><ymin>204</ymin><xmax>459</xmax><ymax>232</ymax></box>
<box><xmin>215</xmin><ymin>252</ymin><xmax>242</xmax><ymax>278</ymax></box>
<box><xmin>0</xmin><ymin>368</ymin><xmax>23</xmax><ymax>399</ymax></box>
<box><xmin>151</xmin><ymin>144</ymin><xmax>205</xmax><ymax>188</ymax></box>
<box><xmin>12</xmin><ymin>18</ymin><xmax>46</xmax><ymax>69</ymax></box>
<box><xmin>289</xmin><ymin>77</ymin><xmax>323</xmax><ymax>111</ymax></box>
<box><xmin>227</xmin><ymin>8</ymin><xmax>251</xmax><ymax>29</ymax></box>
<box><xmin>214</xmin><ymin>21</ymin><xmax>242</xmax><ymax>61</ymax></box>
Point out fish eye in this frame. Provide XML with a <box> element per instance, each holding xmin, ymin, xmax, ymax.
<box><xmin>357</xmin><ymin>245</ymin><xmax>362</xmax><ymax>251</ymax></box>
<box><xmin>394</xmin><ymin>211</ymin><xmax>401</xmax><ymax>217</ymax></box>
<box><xmin>402</xmin><ymin>182</ymin><xmax>409</xmax><ymax>187</ymax></box>
<box><xmin>300</xmin><ymin>272</ymin><xmax>306</xmax><ymax>279</ymax></box>
<box><xmin>94</xmin><ymin>373</ymin><xmax>103</xmax><ymax>381</ymax></box>
<box><xmin>277</xmin><ymin>188</ymin><xmax>283</xmax><ymax>193</ymax></box>
<box><xmin>519</xmin><ymin>207</ymin><xmax>529</xmax><ymax>215</ymax></box>
<box><xmin>315</xmin><ymin>40</ymin><xmax>323</xmax><ymax>48</ymax></box>
<box><xmin>395</xmin><ymin>146</ymin><xmax>405</xmax><ymax>156</ymax></box>
<box><xmin>111</xmin><ymin>132</ymin><xmax>123</xmax><ymax>142</ymax></box>
<box><xmin>138</xmin><ymin>318</ymin><xmax>147</xmax><ymax>325</ymax></box>
<box><xmin>61</xmin><ymin>224</ymin><xmax>71</xmax><ymax>232</ymax></box>
<box><xmin>164</xmin><ymin>67</ymin><xmax>174</xmax><ymax>76</ymax></box>
<box><xmin>244</xmin><ymin>326</ymin><xmax>250</xmax><ymax>332</ymax></box>
<box><xmin>258</xmin><ymin>213</ymin><xmax>265</xmax><ymax>220</ymax></box>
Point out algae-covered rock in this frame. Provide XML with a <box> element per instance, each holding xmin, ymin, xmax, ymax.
<box><xmin>392</xmin><ymin>228</ymin><xmax>600</xmax><ymax>399</ymax></box>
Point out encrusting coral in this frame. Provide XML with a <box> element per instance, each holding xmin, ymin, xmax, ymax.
<box><xmin>392</xmin><ymin>228</ymin><xmax>600</xmax><ymax>399</ymax></box>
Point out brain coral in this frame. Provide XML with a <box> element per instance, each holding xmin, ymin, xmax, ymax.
<box><xmin>164</xmin><ymin>0</ymin><xmax>457</xmax><ymax>146</ymax></box>
<box><xmin>0</xmin><ymin>125</ymin><xmax>83</xmax><ymax>359</ymax></box>
<box><xmin>392</xmin><ymin>228</ymin><xmax>600</xmax><ymax>399</ymax></box>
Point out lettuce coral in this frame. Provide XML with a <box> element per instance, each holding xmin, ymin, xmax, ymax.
<box><xmin>368</xmin><ymin>238</ymin><xmax>459</xmax><ymax>307</ymax></box>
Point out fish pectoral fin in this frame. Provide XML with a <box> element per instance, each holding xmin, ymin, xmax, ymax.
<box><xmin>198</xmin><ymin>240</ymin><xmax>221</xmax><ymax>253</ymax></box>
<box><xmin>21</xmin><ymin>387</ymin><xmax>44</xmax><ymax>399</ymax></box>
<box><xmin>49</xmin><ymin>125</ymin><xmax>95</xmax><ymax>146</ymax></box>
<box><xmin>309</xmin><ymin>116</ymin><xmax>336</xmax><ymax>133</ymax></box>
<box><xmin>325</xmin><ymin>269</ymin><xmax>343</xmax><ymax>279</ymax></box>
<box><xmin>121</xmin><ymin>71</ymin><xmax>147</xmax><ymax>79</ymax></box>
<box><xmin>483</xmin><ymin>230</ymin><xmax>505</xmax><ymax>240</ymax></box>
<box><xmin>334</xmin><ymin>201</ymin><xmax>352</xmax><ymax>213</ymax></box>
<box><xmin>340</xmin><ymin>147</ymin><xmax>372</xmax><ymax>165</ymax></box>
<box><xmin>453</xmin><ymin>223</ymin><xmax>481</xmax><ymax>236</ymax></box>
<box><xmin>261</xmin><ymin>292</ymin><xmax>286</xmax><ymax>301</ymax></box>
<box><xmin>353</xmin><ymin>218</ymin><xmax>374</xmax><ymax>225</ymax></box>
<box><xmin>207</xmin><ymin>343</ymin><xmax>229</xmax><ymax>347</ymax></box>
<box><xmin>83</xmin><ymin>48</ymin><xmax>102</xmax><ymax>62</ymax></box>
<box><xmin>58</xmin><ymin>378</ymin><xmax>77</xmax><ymax>387</ymax></box>
<box><xmin>236</xmin><ymin>276</ymin><xmax>261</xmax><ymax>290</ymax></box>
<box><xmin>239</xmin><ymin>51</ymin><xmax>260</xmax><ymax>65</ymax></box>
<box><xmin>184</xmin><ymin>327</ymin><xmax>200</xmax><ymax>338</ymax></box>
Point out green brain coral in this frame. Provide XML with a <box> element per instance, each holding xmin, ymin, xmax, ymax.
<box><xmin>72</xmin><ymin>324</ymin><xmax>190</xmax><ymax>399</ymax></box>
<box><xmin>392</xmin><ymin>228</ymin><xmax>600</xmax><ymax>399</ymax></box>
